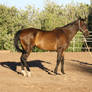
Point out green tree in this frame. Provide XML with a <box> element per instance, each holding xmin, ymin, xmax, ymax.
<box><xmin>0</xmin><ymin>2</ymin><xmax>90</xmax><ymax>52</ymax></box>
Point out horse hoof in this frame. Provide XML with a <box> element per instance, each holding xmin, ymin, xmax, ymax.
<box><xmin>54</xmin><ymin>71</ymin><xmax>58</xmax><ymax>75</ymax></box>
<box><xmin>61</xmin><ymin>71</ymin><xmax>65</xmax><ymax>74</ymax></box>
<box><xmin>21</xmin><ymin>70</ymin><xmax>27</xmax><ymax>77</ymax></box>
<box><xmin>27</xmin><ymin>71</ymin><xmax>31</xmax><ymax>77</ymax></box>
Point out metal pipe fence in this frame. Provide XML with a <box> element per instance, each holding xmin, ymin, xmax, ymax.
<box><xmin>67</xmin><ymin>31</ymin><xmax>92</xmax><ymax>52</ymax></box>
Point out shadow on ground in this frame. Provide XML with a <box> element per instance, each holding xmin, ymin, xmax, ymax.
<box><xmin>0</xmin><ymin>59</ymin><xmax>92</xmax><ymax>75</ymax></box>
<box><xmin>0</xmin><ymin>60</ymin><xmax>53</xmax><ymax>75</ymax></box>
<box><xmin>69</xmin><ymin>59</ymin><xmax>92</xmax><ymax>73</ymax></box>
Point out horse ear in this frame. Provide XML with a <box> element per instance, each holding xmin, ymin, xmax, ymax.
<box><xmin>78</xmin><ymin>16</ymin><xmax>81</xmax><ymax>20</ymax></box>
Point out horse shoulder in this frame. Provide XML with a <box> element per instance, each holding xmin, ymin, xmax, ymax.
<box><xmin>56</xmin><ymin>31</ymin><xmax>69</xmax><ymax>49</ymax></box>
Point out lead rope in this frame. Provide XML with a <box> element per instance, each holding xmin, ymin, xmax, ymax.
<box><xmin>83</xmin><ymin>36</ymin><xmax>92</xmax><ymax>57</ymax></box>
<box><xmin>79</xmin><ymin>20</ymin><xmax>92</xmax><ymax>57</ymax></box>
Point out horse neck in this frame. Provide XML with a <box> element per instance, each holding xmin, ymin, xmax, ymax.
<box><xmin>63</xmin><ymin>21</ymin><xmax>79</xmax><ymax>41</ymax></box>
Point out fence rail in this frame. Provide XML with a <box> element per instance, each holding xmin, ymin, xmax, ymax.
<box><xmin>67</xmin><ymin>31</ymin><xmax>92</xmax><ymax>52</ymax></box>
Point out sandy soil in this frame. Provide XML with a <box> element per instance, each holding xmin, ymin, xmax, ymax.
<box><xmin>0</xmin><ymin>51</ymin><xmax>92</xmax><ymax>92</ymax></box>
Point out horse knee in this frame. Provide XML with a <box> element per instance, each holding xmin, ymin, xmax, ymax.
<box><xmin>21</xmin><ymin>53</ymin><xmax>28</xmax><ymax>61</ymax></box>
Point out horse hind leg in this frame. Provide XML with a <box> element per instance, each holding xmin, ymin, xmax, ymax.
<box><xmin>20</xmin><ymin>49</ymin><xmax>31</xmax><ymax>77</ymax></box>
<box><xmin>20</xmin><ymin>53</ymin><xmax>27</xmax><ymax>76</ymax></box>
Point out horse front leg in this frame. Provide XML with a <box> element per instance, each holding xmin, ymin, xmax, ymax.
<box><xmin>54</xmin><ymin>48</ymin><xmax>62</xmax><ymax>75</ymax></box>
<box><xmin>54</xmin><ymin>47</ymin><xmax>65</xmax><ymax>75</ymax></box>
<box><xmin>61</xmin><ymin>55</ymin><xmax>65</xmax><ymax>74</ymax></box>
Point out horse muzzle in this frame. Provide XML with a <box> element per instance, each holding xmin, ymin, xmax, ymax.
<box><xmin>83</xmin><ymin>30</ymin><xmax>89</xmax><ymax>37</ymax></box>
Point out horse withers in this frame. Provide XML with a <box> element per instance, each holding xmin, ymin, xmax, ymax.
<box><xmin>14</xmin><ymin>17</ymin><xmax>89</xmax><ymax>77</ymax></box>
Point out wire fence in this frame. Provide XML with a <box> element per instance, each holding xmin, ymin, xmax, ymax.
<box><xmin>67</xmin><ymin>31</ymin><xmax>92</xmax><ymax>52</ymax></box>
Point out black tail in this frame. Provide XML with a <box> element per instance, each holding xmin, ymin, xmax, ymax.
<box><xmin>14</xmin><ymin>30</ymin><xmax>23</xmax><ymax>52</ymax></box>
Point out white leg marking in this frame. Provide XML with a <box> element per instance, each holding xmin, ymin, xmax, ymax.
<box><xmin>21</xmin><ymin>70</ymin><xmax>26</xmax><ymax>76</ymax></box>
<box><xmin>27</xmin><ymin>71</ymin><xmax>31</xmax><ymax>77</ymax></box>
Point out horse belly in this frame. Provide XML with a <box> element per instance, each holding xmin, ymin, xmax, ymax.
<box><xmin>35</xmin><ymin>38</ymin><xmax>57</xmax><ymax>50</ymax></box>
<box><xmin>35</xmin><ymin>32</ymin><xmax>57</xmax><ymax>50</ymax></box>
<box><xmin>42</xmin><ymin>41</ymin><xmax>56</xmax><ymax>50</ymax></box>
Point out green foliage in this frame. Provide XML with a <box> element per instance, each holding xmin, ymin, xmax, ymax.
<box><xmin>32</xmin><ymin>47</ymin><xmax>47</xmax><ymax>52</ymax></box>
<box><xmin>0</xmin><ymin>2</ymin><xmax>90</xmax><ymax>52</ymax></box>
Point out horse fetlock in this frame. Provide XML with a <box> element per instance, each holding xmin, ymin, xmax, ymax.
<box><xmin>21</xmin><ymin>70</ymin><xmax>31</xmax><ymax>77</ymax></box>
<box><xmin>54</xmin><ymin>69</ymin><xmax>57</xmax><ymax>74</ymax></box>
<box><xmin>61</xmin><ymin>69</ymin><xmax>65</xmax><ymax>74</ymax></box>
<box><xmin>21</xmin><ymin>70</ymin><xmax>27</xmax><ymax>77</ymax></box>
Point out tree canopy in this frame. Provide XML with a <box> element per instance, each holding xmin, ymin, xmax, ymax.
<box><xmin>0</xmin><ymin>1</ymin><xmax>90</xmax><ymax>51</ymax></box>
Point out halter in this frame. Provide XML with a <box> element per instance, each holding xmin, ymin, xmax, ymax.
<box><xmin>78</xmin><ymin>20</ymin><xmax>86</xmax><ymax>34</ymax></box>
<box><xmin>78</xmin><ymin>20</ymin><xmax>92</xmax><ymax>57</ymax></box>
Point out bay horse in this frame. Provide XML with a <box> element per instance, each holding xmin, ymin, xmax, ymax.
<box><xmin>14</xmin><ymin>17</ymin><xmax>89</xmax><ymax>77</ymax></box>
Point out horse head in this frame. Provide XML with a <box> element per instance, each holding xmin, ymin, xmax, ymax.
<box><xmin>78</xmin><ymin>17</ymin><xmax>89</xmax><ymax>37</ymax></box>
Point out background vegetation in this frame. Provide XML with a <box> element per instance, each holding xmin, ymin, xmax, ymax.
<box><xmin>0</xmin><ymin>1</ymin><xmax>91</xmax><ymax>52</ymax></box>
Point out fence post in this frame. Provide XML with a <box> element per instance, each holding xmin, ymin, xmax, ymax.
<box><xmin>73</xmin><ymin>37</ymin><xmax>75</xmax><ymax>52</ymax></box>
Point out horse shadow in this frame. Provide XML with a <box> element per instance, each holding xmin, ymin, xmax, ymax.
<box><xmin>0</xmin><ymin>60</ymin><xmax>53</xmax><ymax>75</ymax></box>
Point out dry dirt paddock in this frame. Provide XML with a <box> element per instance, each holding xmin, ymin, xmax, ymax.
<box><xmin>0</xmin><ymin>51</ymin><xmax>92</xmax><ymax>92</ymax></box>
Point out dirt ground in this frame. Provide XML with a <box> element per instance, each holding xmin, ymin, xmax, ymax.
<box><xmin>0</xmin><ymin>51</ymin><xmax>92</xmax><ymax>92</ymax></box>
